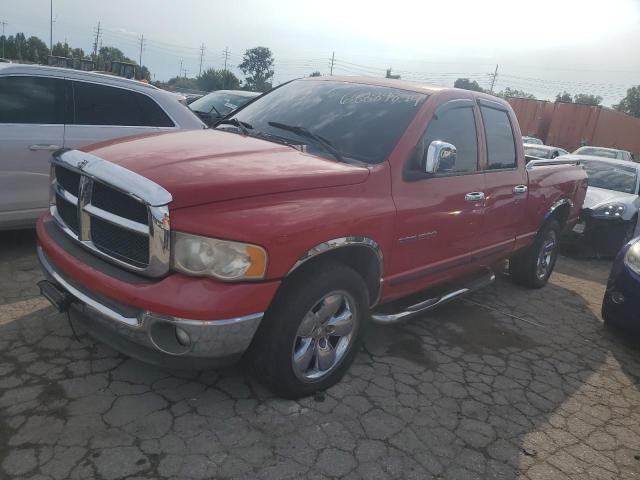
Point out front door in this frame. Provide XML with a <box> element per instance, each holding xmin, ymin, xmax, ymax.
<box><xmin>0</xmin><ymin>75</ymin><xmax>67</xmax><ymax>226</ymax></box>
<box><xmin>387</xmin><ymin>99</ymin><xmax>486</xmax><ymax>300</ymax></box>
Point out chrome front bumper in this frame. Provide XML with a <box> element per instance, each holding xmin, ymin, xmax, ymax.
<box><xmin>38</xmin><ymin>247</ymin><xmax>263</xmax><ymax>366</ymax></box>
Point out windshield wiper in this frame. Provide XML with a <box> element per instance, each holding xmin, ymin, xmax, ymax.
<box><xmin>216</xmin><ymin>118</ymin><xmax>253</xmax><ymax>135</ymax></box>
<box><xmin>268</xmin><ymin>121</ymin><xmax>344</xmax><ymax>162</ymax></box>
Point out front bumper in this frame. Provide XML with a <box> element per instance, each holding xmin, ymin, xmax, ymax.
<box><xmin>36</xmin><ymin>214</ymin><xmax>281</xmax><ymax>367</ymax></box>
<box><xmin>38</xmin><ymin>247</ymin><xmax>263</xmax><ymax>367</ymax></box>
<box><xmin>566</xmin><ymin>213</ymin><xmax>632</xmax><ymax>255</ymax></box>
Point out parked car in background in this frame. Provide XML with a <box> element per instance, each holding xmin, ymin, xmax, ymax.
<box><xmin>189</xmin><ymin>90</ymin><xmax>260</xmax><ymax>126</ymax></box>
<box><xmin>568</xmin><ymin>156</ymin><xmax>640</xmax><ymax>255</ymax></box>
<box><xmin>522</xmin><ymin>136</ymin><xmax>543</xmax><ymax>145</ymax></box>
<box><xmin>36</xmin><ymin>77</ymin><xmax>587</xmax><ymax>398</ymax></box>
<box><xmin>0</xmin><ymin>63</ymin><xmax>205</xmax><ymax>230</ymax></box>
<box><xmin>524</xmin><ymin>144</ymin><xmax>568</xmax><ymax>160</ymax></box>
<box><xmin>574</xmin><ymin>146</ymin><xmax>634</xmax><ymax>162</ymax></box>
<box><xmin>602</xmin><ymin>236</ymin><xmax>640</xmax><ymax>333</ymax></box>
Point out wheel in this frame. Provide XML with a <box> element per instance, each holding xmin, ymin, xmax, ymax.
<box><xmin>509</xmin><ymin>219</ymin><xmax>560</xmax><ymax>289</ymax></box>
<box><xmin>249</xmin><ymin>262</ymin><xmax>369</xmax><ymax>399</ymax></box>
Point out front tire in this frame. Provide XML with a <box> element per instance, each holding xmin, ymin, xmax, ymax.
<box><xmin>250</xmin><ymin>262</ymin><xmax>369</xmax><ymax>399</ymax></box>
<box><xmin>509</xmin><ymin>219</ymin><xmax>560</xmax><ymax>289</ymax></box>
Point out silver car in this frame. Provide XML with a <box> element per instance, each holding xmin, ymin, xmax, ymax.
<box><xmin>573</xmin><ymin>146</ymin><xmax>634</xmax><ymax>162</ymax></box>
<box><xmin>567</xmin><ymin>155</ymin><xmax>640</xmax><ymax>254</ymax></box>
<box><xmin>0</xmin><ymin>64</ymin><xmax>205</xmax><ymax>229</ymax></box>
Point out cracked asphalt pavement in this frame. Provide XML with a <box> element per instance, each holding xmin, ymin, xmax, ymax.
<box><xmin>2</xmin><ymin>230</ymin><xmax>640</xmax><ymax>479</ymax></box>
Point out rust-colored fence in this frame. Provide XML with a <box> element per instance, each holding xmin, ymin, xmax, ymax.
<box><xmin>506</xmin><ymin>97</ymin><xmax>640</xmax><ymax>159</ymax></box>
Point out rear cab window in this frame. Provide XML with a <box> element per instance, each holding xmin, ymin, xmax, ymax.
<box><xmin>0</xmin><ymin>75</ymin><xmax>67</xmax><ymax>124</ymax></box>
<box><xmin>71</xmin><ymin>81</ymin><xmax>174</xmax><ymax>127</ymax></box>
<box><xmin>480</xmin><ymin>105</ymin><xmax>517</xmax><ymax>170</ymax></box>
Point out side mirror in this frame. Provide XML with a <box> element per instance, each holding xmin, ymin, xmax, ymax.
<box><xmin>424</xmin><ymin>141</ymin><xmax>457</xmax><ymax>174</ymax></box>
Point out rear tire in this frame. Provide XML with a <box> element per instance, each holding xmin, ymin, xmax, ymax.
<box><xmin>249</xmin><ymin>262</ymin><xmax>369</xmax><ymax>399</ymax></box>
<box><xmin>509</xmin><ymin>219</ymin><xmax>560</xmax><ymax>289</ymax></box>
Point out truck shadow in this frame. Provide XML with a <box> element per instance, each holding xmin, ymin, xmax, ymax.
<box><xmin>1</xmin><ymin>237</ymin><xmax>640</xmax><ymax>478</ymax></box>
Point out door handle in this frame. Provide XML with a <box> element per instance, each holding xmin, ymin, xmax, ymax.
<box><xmin>464</xmin><ymin>192</ymin><xmax>486</xmax><ymax>202</ymax></box>
<box><xmin>513</xmin><ymin>185</ymin><xmax>528</xmax><ymax>194</ymax></box>
<box><xmin>29</xmin><ymin>144</ymin><xmax>61</xmax><ymax>151</ymax></box>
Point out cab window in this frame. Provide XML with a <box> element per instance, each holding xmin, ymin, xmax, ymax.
<box><xmin>481</xmin><ymin>106</ymin><xmax>517</xmax><ymax>169</ymax></box>
<box><xmin>413</xmin><ymin>106</ymin><xmax>479</xmax><ymax>176</ymax></box>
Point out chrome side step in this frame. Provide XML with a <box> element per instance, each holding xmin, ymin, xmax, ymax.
<box><xmin>371</xmin><ymin>269</ymin><xmax>496</xmax><ymax>324</ymax></box>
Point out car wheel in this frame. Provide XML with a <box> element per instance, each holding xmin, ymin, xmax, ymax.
<box><xmin>250</xmin><ymin>262</ymin><xmax>369</xmax><ymax>399</ymax></box>
<box><xmin>509</xmin><ymin>219</ymin><xmax>560</xmax><ymax>289</ymax></box>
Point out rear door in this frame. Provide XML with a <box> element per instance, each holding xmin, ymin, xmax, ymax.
<box><xmin>388</xmin><ymin>99</ymin><xmax>486</xmax><ymax>297</ymax></box>
<box><xmin>477</xmin><ymin>99</ymin><xmax>527</xmax><ymax>264</ymax></box>
<box><xmin>64</xmin><ymin>80</ymin><xmax>175</xmax><ymax>150</ymax></box>
<box><xmin>0</xmin><ymin>75</ymin><xmax>67</xmax><ymax>225</ymax></box>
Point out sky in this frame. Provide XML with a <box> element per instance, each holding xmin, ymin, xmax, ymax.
<box><xmin>1</xmin><ymin>0</ymin><xmax>639</xmax><ymax>105</ymax></box>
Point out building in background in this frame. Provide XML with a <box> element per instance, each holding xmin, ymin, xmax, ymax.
<box><xmin>507</xmin><ymin>98</ymin><xmax>640</xmax><ymax>160</ymax></box>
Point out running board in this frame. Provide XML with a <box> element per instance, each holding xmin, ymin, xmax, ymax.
<box><xmin>371</xmin><ymin>269</ymin><xmax>496</xmax><ymax>324</ymax></box>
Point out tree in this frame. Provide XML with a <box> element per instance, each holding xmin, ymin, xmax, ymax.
<box><xmin>614</xmin><ymin>85</ymin><xmax>640</xmax><ymax>118</ymax></box>
<box><xmin>454</xmin><ymin>78</ymin><xmax>484</xmax><ymax>92</ymax></box>
<box><xmin>385</xmin><ymin>68</ymin><xmax>401</xmax><ymax>80</ymax></box>
<box><xmin>51</xmin><ymin>41</ymin><xmax>71</xmax><ymax>57</ymax></box>
<box><xmin>239</xmin><ymin>47</ymin><xmax>274</xmax><ymax>92</ymax></box>
<box><xmin>25</xmin><ymin>36</ymin><xmax>49</xmax><ymax>64</ymax></box>
<box><xmin>555</xmin><ymin>91</ymin><xmax>573</xmax><ymax>103</ymax></box>
<box><xmin>197</xmin><ymin>68</ymin><xmax>240</xmax><ymax>91</ymax></box>
<box><xmin>573</xmin><ymin>93</ymin><xmax>602</xmax><ymax>106</ymax></box>
<box><xmin>309</xmin><ymin>71</ymin><xmax>321</xmax><ymax>77</ymax></box>
<box><xmin>497</xmin><ymin>87</ymin><xmax>536</xmax><ymax>100</ymax></box>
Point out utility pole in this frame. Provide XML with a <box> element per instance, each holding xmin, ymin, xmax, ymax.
<box><xmin>92</xmin><ymin>21</ymin><xmax>101</xmax><ymax>57</ymax></box>
<box><xmin>198</xmin><ymin>43</ymin><xmax>205</xmax><ymax>76</ymax></box>
<box><xmin>179</xmin><ymin>58</ymin><xmax>183</xmax><ymax>78</ymax></box>
<box><xmin>222</xmin><ymin>47</ymin><xmax>230</xmax><ymax>72</ymax></box>
<box><xmin>49</xmin><ymin>0</ymin><xmax>53</xmax><ymax>50</ymax></box>
<box><xmin>330</xmin><ymin>51</ymin><xmax>335</xmax><ymax>76</ymax></box>
<box><xmin>138</xmin><ymin>34</ymin><xmax>144</xmax><ymax>66</ymax></box>
<box><xmin>489</xmin><ymin>64</ymin><xmax>499</xmax><ymax>94</ymax></box>
<box><xmin>0</xmin><ymin>21</ymin><xmax>7</xmax><ymax>59</ymax></box>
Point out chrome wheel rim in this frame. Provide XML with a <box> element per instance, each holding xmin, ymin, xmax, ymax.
<box><xmin>536</xmin><ymin>231</ymin><xmax>557</xmax><ymax>280</ymax></box>
<box><xmin>291</xmin><ymin>291</ymin><xmax>358</xmax><ymax>382</ymax></box>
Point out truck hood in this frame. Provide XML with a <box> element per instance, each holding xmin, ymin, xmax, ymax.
<box><xmin>583</xmin><ymin>186</ymin><xmax>637</xmax><ymax>210</ymax></box>
<box><xmin>83</xmin><ymin>129</ymin><xmax>370</xmax><ymax>209</ymax></box>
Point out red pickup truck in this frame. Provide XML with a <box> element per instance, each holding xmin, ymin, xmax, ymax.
<box><xmin>37</xmin><ymin>77</ymin><xmax>587</xmax><ymax>398</ymax></box>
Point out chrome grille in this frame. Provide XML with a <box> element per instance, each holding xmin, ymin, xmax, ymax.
<box><xmin>50</xmin><ymin>149</ymin><xmax>172</xmax><ymax>277</ymax></box>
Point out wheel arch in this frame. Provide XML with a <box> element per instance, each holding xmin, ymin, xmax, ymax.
<box><xmin>544</xmin><ymin>197</ymin><xmax>573</xmax><ymax>229</ymax></box>
<box><xmin>286</xmin><ymin>237</ymin><xmax>384</xmax><ymax>307</ymax></box>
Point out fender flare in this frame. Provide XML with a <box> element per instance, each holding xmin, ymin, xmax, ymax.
<box><xmin>540</xmin><ymin>197</ymin><xmax>573</xmax><ymax>231</ymax></box>
<box><xmin>287</xmin><ymin>236</ymin><xmax>384</xmax><ymax>305</ymax></box>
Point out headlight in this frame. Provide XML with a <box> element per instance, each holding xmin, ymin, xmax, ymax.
<box><xmin>593</xmin><ymin>203</ymin><xmax>626</xmax><ymax>218</ymax></box>
<box><xmin>625</xmin><ymin>240</ymin><xmax>640</xmax><ymax>275</ymax></box>
<box><xmin>172</xmin><ymin>232</ymin><xmax>267</xmax><ymax>280</ymax></box>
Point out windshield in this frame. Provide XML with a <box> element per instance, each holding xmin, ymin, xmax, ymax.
<box><xmin>575</xmin><ymin>147</ymin><xmax>618</xmax><ymax>159</ymax></box>
<box><xmin>524</xmin><ymin>146</ymin><xmax>551</xmax><ymax>159</ymax></box>
<box><xmin>582</xmin><ymin>160</ymin><xmax>638</xmax><ymax>194</ymax></box>
<box><xmin>523</xmin><ymin>137</ymin><xmax>543</xmax><ymax>145</ymax></box>
<box><xmin>225</xmin><ymin>80</ymin><xmax>427</xmax><ymax>164</ymax></box>
<box><xmin>190</xmin><ymin>92</ymin><xmax>254</xmax><ymax>116</ymax></box>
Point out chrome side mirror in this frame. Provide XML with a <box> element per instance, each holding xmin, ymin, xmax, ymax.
<box><xmin>424</xmin><ymin>141</ymin><xmax>457</xmax><ymax>174</ymax></box>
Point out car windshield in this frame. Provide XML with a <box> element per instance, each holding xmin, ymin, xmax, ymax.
<box><xmin>582</xmin><ymin>160</ymin><xmax>638</xmax><ymax>194</ymax></box>
<box><xmin>225</xmin><ymin>80</ymin><xmax>427</xmax><ymax>164</ymax></box>
<box><xmin>575</xmin><ymin>147</ymin><xmax>618</xmax><ymax>159</ymax></box>
<box><xmin>523</xmin><ymin>137</ymin><xmax>543</xmax><ymax>145</ymax></box>
<box><xmin>190</xmin><ymin>92</ymin><xmax>253</xmax><ymax>117</ymax></box>
<box><xmin>525</xmin><ymin>146</ymin><xmax>551</xmax><ymax>159</ymax></box>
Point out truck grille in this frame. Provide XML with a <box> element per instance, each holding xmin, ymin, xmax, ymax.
<box><xmin>50</xmin><ymin>150</ymin><xmax>172</xmax><ymax>277</ymax></box>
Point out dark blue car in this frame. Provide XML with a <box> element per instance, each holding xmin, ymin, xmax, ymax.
<box><xmin>602</xmin><ymin>236</ymin><xmax>640</xmax><ymax>331</ymax></box>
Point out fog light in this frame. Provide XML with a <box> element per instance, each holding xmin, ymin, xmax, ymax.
<box><xmin>611</xmin><ymin>292</ymin><xmax>625</xmax><ymax>305</ymax></box>
<box><xmin>175</xmin><ymin>327</ymin><xmax>191</xmax><ymax>346</ymax></box>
